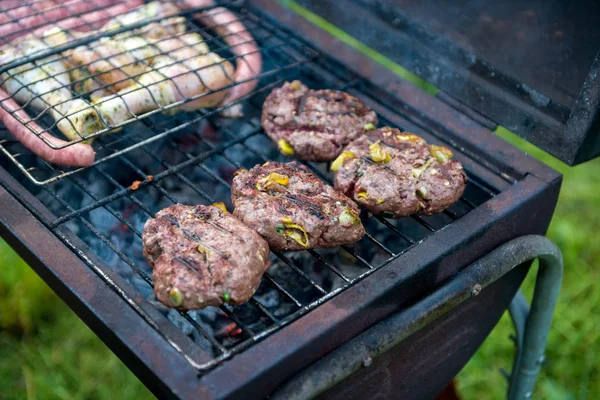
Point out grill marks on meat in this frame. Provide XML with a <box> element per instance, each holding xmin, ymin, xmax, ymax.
<box><xmin>333</xmin><ymin>127</ymin><xmax>467</xmax><ymax>218</ymax></box>
<box><xmin>231</xmin><ymin>161</ymin><xmax>365</xmax><ymax>251</ymax></box>
<box><xmin>142</xmin><ymin>204</ymin><xmax>270</xmax><ymax>310</ymax></box>
<box><xmin>261</xmin><ymin>81</ymin><xmax>378</xmax><ymax>161</ymax></box>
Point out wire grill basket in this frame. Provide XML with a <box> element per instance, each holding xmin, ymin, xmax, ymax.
<box><xmin>0</xmin><ymin>0</ymin><xmax>318</xmax><ymax>184</ymax></box>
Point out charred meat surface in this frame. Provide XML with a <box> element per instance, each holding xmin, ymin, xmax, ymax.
<box><xmin>231</xmin><ymin>161</ymin><xmax>365</xmax><ymax>250</ymax></box>
<box><xmin>333</xmin><ymin>127</ymin><xmax>467</xmax><ymax>218</ymax></box>
<box><xmin>142</xmin><ymin>204</ymin><xmax>270</xmax><ymax>310</ymax></box>
<box><xmin>261</xmin><ymin>81</ymin><xmax>378</xmax><ymax>161</ymax></box>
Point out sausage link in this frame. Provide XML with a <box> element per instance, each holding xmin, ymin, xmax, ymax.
<box><xmin>0</xmin><ymin>88</ymin><xmax>95</xmax><ymax>166</ymax></box>
<box><xmin>0</xmin><ymin>2</ymin><xmax>147</xmax><ymax>166</ymax></box>
<box><xmin>179</xmin><ymin>0</ymin><xmax>262</xmax><ymax>107</ymax></box>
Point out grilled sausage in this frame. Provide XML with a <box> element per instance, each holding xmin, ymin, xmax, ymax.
<box><xmin>0</xmin><ymin>1</ymin><xmax>143</xmax><ymax>166</ymax></box>
<box><xmin>0</xmin><ymin>88</ymin><xmax>95</xmax><ymax>166</ymax></box>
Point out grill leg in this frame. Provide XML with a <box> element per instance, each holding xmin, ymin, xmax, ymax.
<box><xmin>507</xmin><ymin>245</ymin><xmax>563</xmax><ymax>400</ymax></box>
<box><xmin>507</xmin><ymin>290</ymin><xmax>528</xmax><ymax>384</ymax></box>
<box><xmin>270</xmin><ymin>235</ymin><xmax>563</xmax><ymax>400</ymax></box>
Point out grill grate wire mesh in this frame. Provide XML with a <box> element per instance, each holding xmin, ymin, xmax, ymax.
<box><xmin>0</xmin><ymin>0</ymin><xmax>319</xmax><ymax>184</ymax></box>
<box><xmin>0</xmin><ymin>0</ymin><xmax>501</xmax><ymax>372</ymax></box>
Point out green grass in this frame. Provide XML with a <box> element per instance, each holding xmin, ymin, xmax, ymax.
<box><xmin>1</xmin><ymin>3</ymin><xmax>599</xmax><ymax>398</ymax></box>
<box><xmin>0</xmin><ymin>243</ymin><xmax>153</xmax><ymax>400</ymax></box>
<box><xmin>456</xmin><ymin>139</ymin><xmax>600</xmax><ymax>400</ymax></box>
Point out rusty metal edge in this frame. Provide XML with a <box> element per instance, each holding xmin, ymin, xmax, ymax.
<box><xmin>566</xmin><ymin>51</ymin><xmax>600</xmax><ymax>165</ymax></box>
<box><xmin>0</xmin><ymin>169</ymin><xmax>555</xmax><ymax>400</ymax></box>
<box><xmin>0</xmin><ymin>169</ymin><xmax>211</xmax><ymax>400</ymax></box>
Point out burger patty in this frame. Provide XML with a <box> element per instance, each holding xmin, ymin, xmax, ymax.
<box><xmin>142</xmin><ymin>204</ymin><xmax>271</xmax><ymax>310</ymax></box>
<box><xmin>333</xmin><ymin>127</ymin><xmax>467</xmax><ymax>218</ymax></box>
<box><xmin>231</xmin><ymin>161</ymin><xmax>365</xmax><ymax>250</ymax></box>
<box><xmin>261</xmin><ymin>81</ymin><xmax>378</xmax><ymax>161</ymax></box>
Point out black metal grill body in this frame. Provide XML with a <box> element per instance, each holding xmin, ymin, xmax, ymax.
<box><xmin>0</xmin><ymin>1</ymin><xmax>561</xmax><ymax>399</ymax></box>
<box><xmin>312</xmin><ymin>264</ymin><xmax>529</xmax><ymax>400</ymax></box>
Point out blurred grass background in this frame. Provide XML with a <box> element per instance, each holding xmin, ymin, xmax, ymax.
<box><xmin>1</xmin><ymin>2</ymin><xmax>599</xmax><ymax>398</ymax></box>
<box><xmin>0</xmin><ymin>242</ymin><xmax>153</xmax><ymax>400</ymax></box>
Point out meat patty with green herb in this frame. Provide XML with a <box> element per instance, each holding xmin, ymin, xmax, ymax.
<box><xmin>231</xmin><ymin>161</ymin><xmax>365</xmax><ymax>250</ymax></box>
<box><xmin>261</xmin><ymin>80</ymin><xmax>378</xmax><ymax>161</ymax></box>
<box><xmin>332</xmin><ymin>127</ymin><xmax>467</xmax><ymax>218</ymax></box>
<box><xmin>142</xmin><ymin>203</ymin><xmax>270</xmax><ymax>310</ymax></box>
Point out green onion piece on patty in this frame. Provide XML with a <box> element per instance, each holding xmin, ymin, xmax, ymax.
<box><xmin>169</xmin><ymin>288</ymin><xmax>183</xmax><ymax>307</ymax></box>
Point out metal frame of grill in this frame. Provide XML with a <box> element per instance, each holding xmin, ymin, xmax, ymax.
<box><xmin>0</xmin><ymin>0</ymin><xmax>243</xmax><ymax>143</ymax></box>
<box><xmin>0</xmin><ymin>0</ymin><xmax>563</xmax><ymax>399</ymax></box>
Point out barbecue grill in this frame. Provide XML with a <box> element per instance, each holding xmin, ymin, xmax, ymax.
<box><xmin>5</xmin><ymin>0</ymin><xmax>598</xmax><ymax>398</ymax></box>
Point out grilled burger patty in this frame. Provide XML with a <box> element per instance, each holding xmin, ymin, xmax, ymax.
<box><xmin>231</xmin><ymin>161</ymin><xmax>365</xmax><ymax>250</ymax></box>
<box><xmin>261</xmin><ymin>81</ymin><xmax>378</xmax><ymax>161</ymax></box>
<box><xmin>142</xmin><ymin>204</ymin><xmax>270</xmax><ymax>310</ymax></box>
<box><xmin>333</xmin><ymin>127</ymin><xmax>467</xmax><ymax>218</ymax></box>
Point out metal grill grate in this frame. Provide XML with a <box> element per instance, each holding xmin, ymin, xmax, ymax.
<box><xmin>0</xmin><ymin>1</ymin><xmax>503</xmax><ymax>372</ymax></box>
